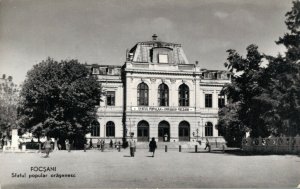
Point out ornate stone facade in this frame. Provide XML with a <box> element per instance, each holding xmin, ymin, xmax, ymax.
<box><xmin>86</xmin><ymin>35</ymin><xmax>231</xmax><ymax>143</ymax></box>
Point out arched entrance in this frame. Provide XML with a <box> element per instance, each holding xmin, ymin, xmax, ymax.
<box><xmin>179</xmin><ymin>121</ymin><xmax>190</xmax><ymax>141</ymax></box>
<box><xmin>137</xmin><ymin>120</ymin><xmax>149</xmax><ymax>142</ymax></box>
<box><xmin>158</xmin><ymin>121</ymin><xmax>170</xmax><ymax>142</ymax></box>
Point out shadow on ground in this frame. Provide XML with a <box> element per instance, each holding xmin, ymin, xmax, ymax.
<box><xmin>213</xmin><ymin>149</ymin><xmax>300</xmax><ymax>156</ymax></box>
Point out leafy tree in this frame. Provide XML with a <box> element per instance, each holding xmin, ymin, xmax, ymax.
<box><xmin>217</xmin><ymin>102</ymin><xmax>246</xmax><ymax>147</ymax></box>
<box><xmin>277</xmin><ymin>0</ymin><xmax>300</xmax><ymax>63</ymax></box>
<box><xmin>218</xmin><ymin>1</ymin><xmax>300</xmax><ymax>145</ymax></box>
<box><xmin>255</xmin><ymin>0</ymin><xmax>300</xmax><ymax>136</ymax></box>
<box><xmin>0</xmin><ymin>76</ymin><xmax>19</xmax><ymax>138</ymax></box>
<box><xmin>218</xmin><ymin>45</ymin><xmax>269</xmax><ymax>140</ymax></box>
<box><xmin>18</xmin><ymin>58</ymin><xmax>101</xmax><ymax>149</ymax></box>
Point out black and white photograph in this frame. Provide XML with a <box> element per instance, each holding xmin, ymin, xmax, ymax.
<box><xmin>0</xmin><ymin>0</ymin><xmax>299</xmax><ymax>188</ymax></box>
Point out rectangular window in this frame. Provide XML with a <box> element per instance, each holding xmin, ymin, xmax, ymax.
<box><xmin>218</xmin><ymin>94</ymin><xmax>225</xmax><ymax>108</ymax></box>
<box><xmin>158</xmin><ymin>54</ymin><xmax>168</xmax><ymax>63</ymax></box>
<box><xmin>106</xmin><ymin>91</ymin><xmax>115</xmax><ymax>106</ymax></box>
<box><xmin>205</xmin><ymin>94</ymin><xmax>212</xmax><ymax>108</ymax></box>
<box><xmin>99</xmin><ymin>67</ymin><xmax>107</xmax><ymax>75</ymax></box>
<box><xmin>92</xmin><ymin>68</ymin><xmax>100</xmax><ymax>74</ymax></box>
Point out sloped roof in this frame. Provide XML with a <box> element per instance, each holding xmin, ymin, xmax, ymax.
<box><xmin>128</xmin><ymin>38</ymin><xmax>189</xmax><ymax>64</ymax></box>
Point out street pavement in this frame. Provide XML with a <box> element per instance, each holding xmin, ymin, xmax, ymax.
<box><xmin>0</xmin><ymin>148</ymin><xmax>299</xmax><ymax>188</ymax></box>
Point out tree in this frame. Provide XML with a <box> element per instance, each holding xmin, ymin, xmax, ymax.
<box><xmin>277</xmin><ymin>0</ymin><xmax>300</xmax><ymax>63</ymax></box>
<box><xmin>218</xmin><ymin>45</ymin><xmax>269</xmax><ymax>140</ymax></box>
<box><xmin>217</xmin><ymin>102</ymin><xmax>247</xmax><ymax>147</ymax></box>
<box><xmin>18</xmin><ymin>58</ymin><xmax>102</xmax><ymax>149</ymax></box>
<box><xmin>218</xmin><ymin>1</ymin><xmax>300</xmax><ymax>145</ymax></box>
<box><xmin>255</xmin><ymin>0</ymin><xmax>300</xmax><ymax>136</ymax></box>
<box><xmin>0</xmin><ymin>76</ymin><xmax>19</xmax><ymax>138</ymax></box>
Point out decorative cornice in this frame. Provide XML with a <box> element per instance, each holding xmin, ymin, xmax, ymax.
<box><xmin>125</xmin><ymin>69</ymin><xmax>201</xmax><ymax>76</ymax></box>
<box><xmin>200</xmin><ymin>84</ymin><xmax>225</xmax><ymax>87</ymax></box>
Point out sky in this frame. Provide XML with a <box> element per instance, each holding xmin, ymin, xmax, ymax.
<box><xmin>0</xmin><ymin>0</ymin><xmax>294</xmax><ymax>84</ymax></box>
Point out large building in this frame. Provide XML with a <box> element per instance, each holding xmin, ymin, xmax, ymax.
<box><xmin>87</xmin><ymin>35</ymin><xmax>231</xmax><ymax>143</ymax></box>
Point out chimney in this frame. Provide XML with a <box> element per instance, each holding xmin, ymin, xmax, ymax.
<box><xmin>152</xmin><ymin>34</ymin><xmax>158</xmax><ymax>41</ymax></box>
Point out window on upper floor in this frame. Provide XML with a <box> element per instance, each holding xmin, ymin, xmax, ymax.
<box><xmin>179</xmin><ymin>84</ymin><xmax>189</xmax><ymax>106</ymax></box>
<box><xmin>158</xmin><ymin>83</ymin><xmax>169</xmax><ymax>106</ymax></box>
<box><xmin>218</xmin><ymin>93</ymin><xmax>225</xmax><ymax>108</ymax></box>
<box><xmin>205</xmin><ymin>94</ymin><xmax>212</xmax><ymax>108</ymax></box>
<box><xmin>107</xmin><ymin>68</ymin><xmax>113</xmax><ymax>75</ymax></box>
<box><xmin>203</xmin><ymin>73</ymin><xmax>209</xmax><ymax>79</ymax></box>
<box><xmin>137</xmin><ymin>82</ymin><xmax>149</xmax><ymax>106</ymax></box>
<box><xmin>106</xmin><ymin>91</ymin><xmax>115</xmax><ymax>106</ymax></box>
<box><xmin>92</xmin><ymin>67</ymin><xmax>100</xmax><ymax>74</ymax></box>
<box><xmin>158</xmin><ymin>54</ymin><xmax>168</xmax><ymax>63</ymax></box>
<box><xmin>99</xmin><ymin>67</ymin><xmax>107</xmax><ymax>75</ymax></box>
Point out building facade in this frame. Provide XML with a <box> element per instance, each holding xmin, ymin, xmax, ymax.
<box><xmin>87</xmin><ymin>35</ymin><xmax>231</xmax><ymax>143</ymax></box>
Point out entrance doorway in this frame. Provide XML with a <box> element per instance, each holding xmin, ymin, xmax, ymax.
<box><xmin>179</xmin><ymin>121</ymin><xmax>190</xmax><ymax>141</ymax></box>
<box><xmin>158</xmin><ymin>121</ymin><xmax>170</xmax><ymax>142</ymax></box>
<box><xmin>137</xmin><ymin>121</ymin><xmax>149</xmax><ymax>142</ymax></box>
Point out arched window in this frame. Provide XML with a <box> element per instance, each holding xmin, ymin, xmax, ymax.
<box><xmin>91</xmin><ymin>121</ymin><xmax>100</xmax><ymax>137</ymax></box>
<box><xmin>158</xmin><ymin>83</ymin><xmax>169</xmax><ymax>106</ymax></box>
<box><xmin>205</xmin><ymin>122</ymin><xmax>213</xmax><ymax>136</ymax></box>
<box><xmin>179</xmin><ymin>84</ymin><xmax>189</xmax><ymax>106</ymax></box>
<box><xmin>106</xmin><ymin>121</ymin><xmax>115</xmax><ymax>137</ymax></box>
<box><xmin>137</xmin><ymin>83</ymin><xmax>149</xmax><ymax>106</ymax></box>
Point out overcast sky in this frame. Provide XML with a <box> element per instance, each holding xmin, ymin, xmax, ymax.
<box><xmin>0</xmin><ymin>0</ymin><xmax>293</xmax><ymax>84</ymax></box>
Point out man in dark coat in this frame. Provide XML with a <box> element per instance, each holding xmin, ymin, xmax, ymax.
<box><xmin>149</xmin><ymin>137</ymin><xmax>157</xmax><ymax>157</ymax></box>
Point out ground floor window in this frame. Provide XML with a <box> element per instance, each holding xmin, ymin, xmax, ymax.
<box><xmin>106</xmin><ymin>121</ymin><xmax>115</xmax><ymax>137</ymax></box>
<box><xmin>205</xmin><ymin>122</ymin><xmax>213</xmax><ymax>136</ymax></box>
<box><xmin>91</xmin><ymin>121</ymin><xmax>100</xmax><ymax>137</ymax></box>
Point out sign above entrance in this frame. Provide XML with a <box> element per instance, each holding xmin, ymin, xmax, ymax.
<box><xmin>131</xmin><ymin>107</ymin><xmax>195</xmax><ymax>112</ymax></box>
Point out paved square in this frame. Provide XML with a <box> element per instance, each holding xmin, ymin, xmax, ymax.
<box><xmin>0</xmin><ymin>149</ymin><xmax>299</xmax><ymax>188</ymax></box>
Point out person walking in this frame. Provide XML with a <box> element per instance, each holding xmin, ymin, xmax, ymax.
<box><xmin>65</xmin><ymin>139</ymin><xmax>70</xmax><ymax>152</ymax></box>
<box><xmin>101</xmin><ymin>139</ymin><xmax>105</xmax><ymax>152</ymax></box>
<box><xmin>109</xmin><ymin>139</ymin><xmax>113</xmax><ymax>148</ymax></box>
<box><xmin>149</xmin><ymin>137</ymin><xmax>157</xmax><ymax>157</ymax></box>
<box><xmin>129</xmin><ymin>136</ymin><xmax>136</xmax><ymax>157</ymax></box>
<box><xmin>43</xmin><ymin>137</ymin><xmax>52</xmax><ymax>158</ymax></box>
<box><xmin>204</xmin><ymin>138</ymin><xmax>210</xmax><ymax>150</ymax></box>
<box><xmin>90</xmin><ymin>139</ymin><xmax>93</xmax><ymax>149</ymax></box>
<box><xmin>97</xmin><ymin>139</ymin><xmax>101</xmax><ymax>150</ymax></box>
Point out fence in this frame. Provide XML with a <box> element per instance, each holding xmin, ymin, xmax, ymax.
<box><xmin>242</xmin><ymin>137</ymin><xmax>300</xmax><ymax>154</ymax></box>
